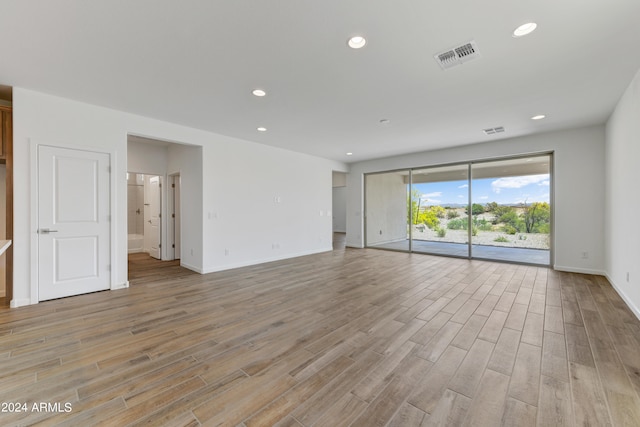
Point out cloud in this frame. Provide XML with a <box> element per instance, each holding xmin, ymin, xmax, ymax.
<box><xmin>479</xmin><ymin>196</ymin><xmax>489</xmax><ymax>200</ymax></box>
<box><xmin>539</xmin><ymin>180</ymin><xmax>550</xmax><ymax>187</ymax></box>
<box><xmin>491</xmin><ymin>174</ymin><xmax>549</xmax><ymax>193</ymax></box>
<box><xmin>421</xmin><ymin>192</ymin><xmax>443</xmax><ymax>199</ymax></box>
<box><xmin>458</xmin><ymin>184</ymin><xmax>468</xmax><ymax>189</ymax></box>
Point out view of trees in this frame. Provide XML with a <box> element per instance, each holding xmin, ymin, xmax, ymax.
<box><xmin>407</xmin><ymin>189</ymin><xmax>550</xmax><ymax>236</ymax></box>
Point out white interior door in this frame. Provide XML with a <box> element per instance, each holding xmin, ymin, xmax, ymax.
<box><xmin>148</xmin><ymin>176</ymin><xmax>161</xmax><ymax>259</ymax></box>
<box><xmin>38</xmin><ymin>146</ymin><xmax>110</xmax><ymax>301</ymax></box>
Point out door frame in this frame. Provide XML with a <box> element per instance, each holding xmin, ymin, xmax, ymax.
<box><xmin>167</xmin><ymin>173</ymin><xmax>181</xmax><ymax>260</ymax></box>
<box><xmin>29</xmin><ymin>139</ymin><xmax>118</xmax><ymax>305</ymax></box>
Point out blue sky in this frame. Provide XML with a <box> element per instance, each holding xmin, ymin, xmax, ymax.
<box><xmin>414</xmin><ymin>174</ymin><xmax>550</xmax><ymax>206</ymax></box>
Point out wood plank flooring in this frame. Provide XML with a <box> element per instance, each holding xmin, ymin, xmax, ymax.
<box><xmin>1</xmin><ymin>246</ymin><xmax>640</xmax><ymax>426</ymax></box>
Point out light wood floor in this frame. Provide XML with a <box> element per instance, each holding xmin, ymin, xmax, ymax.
<box><xmin>1</xmin><ymin>247</ymin><xmax>640</xmax><ymax>426</ymax></box>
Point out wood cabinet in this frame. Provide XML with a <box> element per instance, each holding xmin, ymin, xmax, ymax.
<box><xmin>0</xmin><ymin>105</ymin><xmax>11</xmax><ymax>304</ymax></box>
<box><xmin>0</xmin><ymin>106</ymin><xmax>11</xmax><ymax>161</ymax></box>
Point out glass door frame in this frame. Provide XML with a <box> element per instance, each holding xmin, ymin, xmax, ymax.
<box><xmin>364</xmin><ymin>151</ymin><xmax>553</xmax><ymax>267</ymax></box>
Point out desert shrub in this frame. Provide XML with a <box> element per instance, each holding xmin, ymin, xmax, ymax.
<box><xmin>535</xmin><ymin>223</ymin><xmax>550</xmax><ymax>234</ymax></box>
<box><xmin>518</xmin><ymin>234</ymin><xmax>527</xmax><ymax>240</ymax></box>
<box><xmin>504</xmin><ymin>225</ymin><xmax>518</xmax><ymax>235</ymax></box>
<box><xmin>447</xmin><ymin>218</ymin><xmax>468</xmax><ymax>230</ymax></box>
<box><xmin>428</xmin><ymin>205</ymin><xmax>447</xmax><ymax>219</ymax></box>
<box><xmin>485</xmin><ymin>202</ymin><xmax>498</xmax><ymax>212</ymax></box>
<box><xmin>465</xmin><ymin>203</ymin><xmax>485</xmax><ymax>216</ymax></box>
<box><xmin>494</xmin><ymin>236</ymin><xmax>509</xmax><ymax>243</ymax></box>
<box><xmin>417</xmin><ymin>210</ymin><xmax>440</xmax><ymax>229</ymax></box>
<box><xmin>497</xmin><ymin>210</ymin><xmax>519</xmax><ymax>225</ymax></box>
<box><xmin>446</xmin><ymin>209</ymin><xmax>460</xmax><ymax>219</ymax></box>
<box><xmin>472</xmin><ymin>226</ymin><xmax>479</xmax><ymax>236</ymax></box>
<box><xmin>521</xmin><ymin>201</ymin><xmax>550</xmax><ymax>233</ymax></box>
<box><xmin>474</xmin><ymin>218</ymin><xmax>493</xmax><ymax>231</ymax></box>
<box><xmin>436</xmin><ymin>227</ymin><xmax>447</xmax><ymax>238</ymax></box>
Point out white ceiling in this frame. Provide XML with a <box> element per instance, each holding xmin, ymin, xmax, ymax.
<box><xmin>1</xmin><ymin>1</ymin><xmax>639</xmax><ymax>163</ymax></box>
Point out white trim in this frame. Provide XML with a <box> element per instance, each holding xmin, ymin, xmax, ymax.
<box><xmin>29</xmin><ymin>139</ymin><xmax>118</xmax><ymax>305</ymax></box>
<box><xmin>112</xmin><ymin>281</ymin><xmax>130</xmax><ymax>290</ymax></box>
<box><xmin>202</xmin><ymin>247</ymin><xmax>333</xmax><ymax>274</ymax></box>
<box><xmin>346</xmin><ymin>244</ymin><xmax>365</xmax><ymax>249</ymax></box>
<box><xmin>553</xmin><ymin>265</ymin><xmax>606</xmax><ymax>276</ymax></box>
<box><xmin>29</xmin><ymin>141</ymin><xmax>39</xmax><ymax>304</ymax></box>
<box><xmin>180</xmin><ymin>261</ymin><xmax>203</xmax><ymax>274</ymax></box>
<box><xmin>10</xmin><ymin>298</ymin><xmax>32</xmax><ymax>308</ymax></box>
<box><xmin>606</xmin><ymin>273</ymin><xmax>640</xmax><ymax>321</ymax></box>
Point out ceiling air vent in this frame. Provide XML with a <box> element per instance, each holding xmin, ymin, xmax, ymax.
<box><xmin>483</xmin><ymin>126</ymin><xmax>505</xmax><ymax>135</ymax></box>
<box><xmin>435</xmin><ymin>40</ymin><xmax>481</xmax><ymax>70</ymax></box>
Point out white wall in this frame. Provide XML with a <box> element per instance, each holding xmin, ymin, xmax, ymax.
<box><xmin>127</xmin><ymin>140</ymin><xmax>168</xmax><ymax>175</ymax></box>
<box><xmin>332</xmin><ymin>171</ymin><xmax>347</xmax><ymax>187</ymax></box>
<box><xmin>200</xmin><ymin>140</ymin><xmax>341</xmax><ymax>272</ymax></box>
<box><xmin>11</xmin><ymin>88</ymin><xmax>346</xmax><ymax>307</ymax></box>
<box><xmin>364</xmin><ymin>172</ymin><xmax>408</xmax><ymax>245</ymax></box>
<box><xmin>332</xmin><ymin>187</ymin><xmax>347</xmax><ymax>233</ymax></box>
<box><xmin>347</xmin><ymin>125</ymin><xmax>606</xmax><ymax>274</ymax></box>
<box><xmin>167</xmin><ymin>143</ymin><xmax>203</xmax><ymax>270</ymax></box>
<box><xmin>605</xmin><ymin>68</ymin><xmax>640</xmax><ymax>319</ymax></box>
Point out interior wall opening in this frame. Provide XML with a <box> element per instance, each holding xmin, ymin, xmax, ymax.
<box><xmin>127</xmin><ymin>172</ymin><xmax>162</xmax><ymax>259</ymax></box>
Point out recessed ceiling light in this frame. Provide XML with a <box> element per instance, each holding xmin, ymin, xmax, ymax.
<box><xmin>347</xmin><ymin>36</ymin><xmax>366</xmax><ymax>49</ymax></box>
<box><xmin>346</xmin><ymin>152</ymin><xmax>353</xmax><ymax>156</ymax></box>
<box><xmin>531</xmin><ymin>114</ymin><xmax>546</xmax><ymax>120</ymax></box>
<box><xmin>257</xmin><ymin>127</ymin><xmax>267</xmax><ymax>132</ymax></box>
<box><xmin>513</xmin><ymin>22</ymin><xmax>537</xmax><ymax>38</ymax></box>
<box><xmin>252</xmin><ymin>89</ymin><xmax>266</xmax><ymax>97</ymax></box>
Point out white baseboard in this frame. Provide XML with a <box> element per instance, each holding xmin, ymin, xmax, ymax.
<box><xmin>180</xmin><ymin>261</ymin><xmax>204</xmax><ymax>274</ymax></box>
<box><xmin>553</xmin><ymin>265</ymin><xmax>606</xmax><ymax>276</ymax></box>
<box><xmin>202</xmin><ymin>247</ymin><xmax>333</xmax><ymax>274</ymax></box>
<box><xmin>10</xmin><ymin>298</ymin><xmax>32</xmax><ymax>308</ymax></box>
<box><xmin>112</xmin><ymin>281</ymin><xmax>129</xmax><ymax>289</ymax></box>
<box><xmin>605</xmin><ymin>273</ymin><xmax>640</xmax><ymax>321</ymax></box>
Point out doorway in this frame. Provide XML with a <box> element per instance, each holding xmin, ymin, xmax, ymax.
<box><xmin>332</xmin><ymin>171</ymin><xmax>347</xmax><ymax>249</ymax></box>
<box><xmin>127</xmin><ymin>173</ymin><xmax>162</xmax><ymax>259</ymax></box>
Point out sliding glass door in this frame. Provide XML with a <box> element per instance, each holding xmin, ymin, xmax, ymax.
<box><xmin>471</xmin><ymin>155</ymin><xmax>551</xmax><ymax>264</ymax></box>
<box><xmin>411</xmin><ymin>164</ymin><xmax>469</xmax><ymax>257</ymax></box>
<box><xmin>364</xmin><ymin>153</ymin><xmax>552</xmax><ymax>266</ymax></box>
<box><xmin>365</xmin><ymin>170</ymin><xmax>411</xmax><ymax>251</ymax></box>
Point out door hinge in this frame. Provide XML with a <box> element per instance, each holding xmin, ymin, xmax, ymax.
<box><xmin>172</xmin><ymin>183</ymin><xmax>175</xmax><ymax>188</ymax></box>
<box><xmin>172</xmin><ymin>213</ymin><xmax>175</xmax><ymax>218</ymax></box>
<box><xmin>172</xmin><ymin>244</ymin><xmax>175</xmax><ymax>248</ymax></box>
<box><xmin>159</xmin><ymin>244</ymin><xmax>162</xmax><ymax>248</ymax></box>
